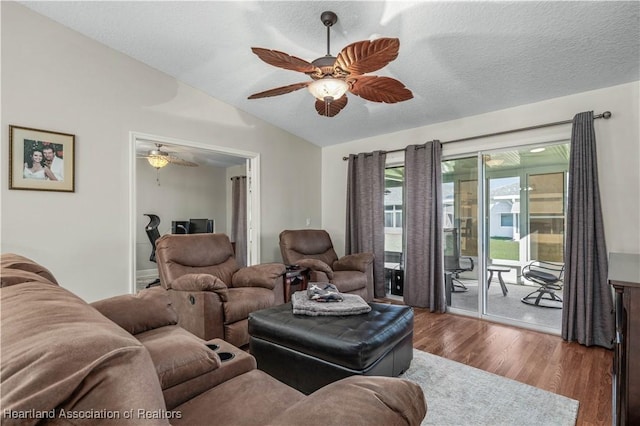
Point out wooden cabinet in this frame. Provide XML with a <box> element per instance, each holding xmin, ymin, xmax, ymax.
<box><xmin>609</xmin><ymin>253</ymin><xmax>640</xmax><ymax>425</ymax></box>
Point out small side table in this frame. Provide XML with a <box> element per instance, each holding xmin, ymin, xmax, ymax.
<box><xmin>283</xmin><ymin>266</ymin><xmax>310</xmax><ymax>302</ymax></box>
<box><xmin>487</xmin><ymin>266</ymin><xmax>510</xmax><ymax>296</ymax></box>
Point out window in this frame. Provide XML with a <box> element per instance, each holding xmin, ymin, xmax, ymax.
<box><xmin>385</xmin><ymin>204</ymin><xmax>403</xmax><ymax>228</ymax></box>
<box><xmin>501</xmin><ymin>213</ymin><xmax>514</xmax><ymax>227</ymax></box>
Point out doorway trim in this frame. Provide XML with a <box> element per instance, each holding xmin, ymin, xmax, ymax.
<box><xmin>129</xmin><ymin>131</ymin><xmax>261</xmax><ymax>294</ymax></box>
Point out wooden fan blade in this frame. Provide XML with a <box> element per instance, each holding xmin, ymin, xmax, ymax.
<box><xmin>248</xmin><ymin>82</ymin><xmax>310</xmax><ymax>99</ymax></box>
<box><xmin>315</xmin><ymin>95</ymin><xmax>348</xmax><ymax>117</ymax></box>
<box><xmin>349</xmin><ymin>76</ymin><xmax>413</xmax><ymax>103</ymax></box>
<box><xmin>335</xmin><ymin>38</ymin><xmax>400</xmax><ymax>75</ymax></box>
<box><xmin>251</xmin><ymin>47</ymin><xmax>318</xmax><ymax>73</ymax></box>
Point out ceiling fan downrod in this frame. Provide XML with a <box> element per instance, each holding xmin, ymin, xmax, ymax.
<box><xmin>320</xmin><ymin>11</ymin><xmax>338</xmax><ymax>56</ymax></box>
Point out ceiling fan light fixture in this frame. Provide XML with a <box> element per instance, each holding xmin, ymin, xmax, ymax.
<box><xmin>147</xmin><ymin>155</ymin><xmax>169</xmax><ymax>169</ymax></box>
<box><xmin>308</xmin><ymin>77</ymin><xmax>349</xmax><ymax>102</ymax></box>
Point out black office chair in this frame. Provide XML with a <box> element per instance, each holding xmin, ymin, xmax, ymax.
<box><xmin>521</xmin><ymin>260</ymin><xmax>564</xmax><ymax>308</ymax></box>
<box><xmin>444</xmin><ymin>228</ymin><xmax>474</xmax><ymax>292</ymax></box>
<box><xmin>143</xmin><ymin>214</ymin><xmax>161</xmax><ymax>287</ymax></box>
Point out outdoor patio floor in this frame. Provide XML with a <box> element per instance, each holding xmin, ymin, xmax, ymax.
<box><xmin>449</xmin><ymin>279</ymin><xmax>562</xmax><ymax>330</ymax></box>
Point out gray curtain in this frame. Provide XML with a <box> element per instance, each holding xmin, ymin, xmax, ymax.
<box><xmin>403</xmin><ymin>141</ymin><xmax>446</xmax><ymax>312</ymax></box>
<box><xmin>345</xmin><ymin>151</ymin><xmax>386</xmax><ymax>298</ymax></box>
<box><xmin>562</xmin><ymin>111</ymin><xmax>614</xmax><ymax>348</ymax></box>
<box><xmin>231</xmin><ymin>176</ymin><xmax>247</xmax><ymax>267</ymax></box>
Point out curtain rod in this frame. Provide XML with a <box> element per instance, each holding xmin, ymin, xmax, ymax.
<box><xmin>341</xmin><ymin>111</ymin><xmax>612</xmax><ymax>161</ymax></box>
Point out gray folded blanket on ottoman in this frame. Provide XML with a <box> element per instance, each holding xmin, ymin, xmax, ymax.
<box><xmin>291</xmin><ymin>287</ymin><xmax>371</xmax><ymax>316</ymax></box>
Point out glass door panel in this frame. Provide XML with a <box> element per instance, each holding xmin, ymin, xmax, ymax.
<box><xmin>384</xmin><ymin>166</ymin><xmax>404</xmax><ymax>297</ymax></box>
<box><xmin>528</xmin><ymin>172</ymin><xmax>565</xmax><ymax>262</ymax></box>
<box><xmin>442</xmin><ymin>157</ymin><xmax>479</xmax><ymax>313</ymax></box>
<box><xmin>482</xmin><ymin>144</ymin><xmax>569</xmax><ymax>331</ymax></box>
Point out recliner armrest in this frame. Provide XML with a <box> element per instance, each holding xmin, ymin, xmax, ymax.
<box><xmin>334</xmin><ymin>252</ymin><xmax>374</xmax><ymax>273</ymax></box>
<box><xmin>267</xmin><ymin>376</ymin><xmax>426</xmax><ymax>426</ymax></box>
<box><xmin>295</xmin><ymin>258</ymin><xmax>334</xmax><ymax>279</ymax></box>
<box><xmin>171</xmin><ymin>274</ymin><xmax>229</xmax><ymax>302</ymax></box>
<box><xmin>91</xmin><ymin>286</ymin><xmax>178</xmax><ymax>335</ymax></box>
<box><xmin>232</xmin><ymin>263</ymin><xmax>286</xmax><ymax>289</ymax></box>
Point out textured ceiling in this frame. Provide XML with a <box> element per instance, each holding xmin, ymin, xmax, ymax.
<box><xmin>21</xmin><ymin>1</ymin><xmax>640</xmax><ymax>147</ymax></box>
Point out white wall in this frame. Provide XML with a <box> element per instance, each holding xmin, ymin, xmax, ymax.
<box><xmin>136</xmin><ymin>159</ymin><xmax>228</xmax><ymax>272</ymax></box>
<box><xmin>0</xmin><ymin>3</ymin><xmax>322</xmax><ymax>301</ymax></box>
<box><xmin>322</xmin><ymin>82</ymin><xmax>640</xmax><ymax>257</ymax></box>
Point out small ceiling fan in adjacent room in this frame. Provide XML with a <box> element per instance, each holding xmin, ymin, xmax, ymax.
<box><xmin>248</xmin><ymin>11</ymin><xmax>413</xmax><ymax>117</ymax></box>
<box><xmin>138</xmin><ymin>143</ymin><xmax>198</xmax><ymax>185</ymax></box>
<box><xmin>139</xmin><ymin>143</ymin><xmax>198</xmax><ymax>169</ymax></box>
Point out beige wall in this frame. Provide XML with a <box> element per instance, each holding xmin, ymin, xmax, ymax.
<box><xmin>0</xmin><ymin>3</ymin><xmax>322</xmax><ymax>301</ymax></box>
<box><xmin>322</xmin><ymin>81</ymin><xmax>640</xmax><ymax>257</ymax></box>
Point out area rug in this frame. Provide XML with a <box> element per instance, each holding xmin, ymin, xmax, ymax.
<box><xmin>401</xmin><ymin>349</ymin><xmax>579</xmax><ymax>426</ymax></box>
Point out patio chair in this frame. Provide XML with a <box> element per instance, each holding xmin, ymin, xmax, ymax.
<box><xmin>521</xmin><ymin>260</ymin><xmax>564</xmax><ymax>308</ymax></box>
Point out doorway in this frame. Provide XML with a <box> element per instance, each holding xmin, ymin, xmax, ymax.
<box><xmin>130</xmin><ymin>132</ymin><xmax>261</xmax><ymax>293</ymax></box>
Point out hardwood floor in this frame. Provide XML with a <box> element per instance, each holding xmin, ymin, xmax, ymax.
<box><xmin>407</xmin><ymin>306</ymin><xmax>613</xmax><ymax>425</ymax></box>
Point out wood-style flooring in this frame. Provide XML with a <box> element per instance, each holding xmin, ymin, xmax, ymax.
<box><xmin>396</xmin><ymin>304</ymin><xmax>613</xmax><ymax>425</ymax></box>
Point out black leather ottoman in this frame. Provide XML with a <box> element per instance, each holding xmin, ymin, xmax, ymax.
<box><xmin>248</xmin><ymin>302</ymin><xmax>413</xmax><ymax>394</ymax></box>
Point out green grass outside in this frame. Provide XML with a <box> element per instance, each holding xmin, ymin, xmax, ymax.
<box><xmin>489</xmin><ymin>237</ymin><xmax>519</xmax><ymax>261</ymax></box>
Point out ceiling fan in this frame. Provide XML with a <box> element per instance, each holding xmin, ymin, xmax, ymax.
<box><xmin>139</xmin><ymin>143</ymin><xmax>198</xmax><ymax>169</ymax></box>
<box><xmin>248</xmin><ymin>11</ymin><xmax>413</xmax><ymax>117</ymax></box>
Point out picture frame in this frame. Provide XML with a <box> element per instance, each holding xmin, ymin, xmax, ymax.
<box><xmin>9</xmin><ymin>125</ymin><xmax>75</xmax><ymax>192</ymax></box>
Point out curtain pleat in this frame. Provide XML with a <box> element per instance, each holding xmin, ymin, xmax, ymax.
<box><xmin>231</xmin><ymin>176</ymin><xmax>247</xmax><ymax>267</ymax></box>
<box><xmin>345</xmin><ymin>151</ymin><xmax>386</xmax><ymax>299</ymax></box>
<box><xmin>403</xmin><ymin>142</ymin><xmax>446</xmax><ymax>311</ymax></box>
<box><xmin>562</xmin><ymin>111</ymin><xmax>614</xmax><ymax>348</ymax></box>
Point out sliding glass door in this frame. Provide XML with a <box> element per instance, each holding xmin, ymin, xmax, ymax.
<box><xmin>444</xmin><ymin>143</ymin><xmax>569</xmax><ymax>332</ymax></box>
<box><xmin>483</xmin><ymin>144</ymin><xmax>569</xmax><ymax>330</ymax></box>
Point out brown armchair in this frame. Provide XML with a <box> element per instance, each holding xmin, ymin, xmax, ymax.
<box><xmin>155</xmin><ymin>233</ymin><xmax>285</xmax><ymax>347</ymax></box>
<box><xmin>279</xmin><ymin>229</ymin><xmax>374</xmax><ymax>301</ymax></box>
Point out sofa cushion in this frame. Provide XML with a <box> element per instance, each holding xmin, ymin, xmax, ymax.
<box><xmin>267</xmin><ymin>376</ymin><xmax>427</xmax><ymax>426</ymax></box>
<box><xmin>171</xmin><ymin>369</ymin><xmax>305</xmax><ymax>426</ymax></box>
<box><xmin>1</xmin><ymin>281</ymin><xmax>168</xmax><ymax>425</ymax></box>
<box><xmin>223</xmin><ymin>287</ymin><xmax>276</xmax><ymax>324</ymax></box>
<box><xmin>91</xmin><ymin>286</ymin><xmax>178</xmax><ymax>335</ymax></box>
<box><xmin>1</xmin><ymin>253</ymin><xmax>58</xmax><ymax>288</ymax></box>
<box><xmin>136</xmin><ymin>325</ymin><xmax>221</xmax><ymax>389</ymax></box>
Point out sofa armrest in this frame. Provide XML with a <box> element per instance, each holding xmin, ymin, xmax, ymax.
<box><xmin>295</xmin><ymin>258</ymin><xmax>334</xmax><ymax>279</ymax></box>
<box><xmin>268</xmin><ymin>376</ymin><xmax>426</xmax><ymax>426</ymax></box>
<box><xmin>333</xmin><ymin>252</ymin><xmax>374</xmax><ymax>273</ymax></box>
<box><xmin>91</xmin><ymin>286</ymin><xmax>178</xmax><ymax>335</ymax></box>
<box><xmin>171</xmin><ymin>274</ymin><xmax>228</xmax><ymax>302</ymax></box>
<box><xmin>232</xmin><ymin>263</ymin><xmax>286</xmax><ymax>290</ymax></box>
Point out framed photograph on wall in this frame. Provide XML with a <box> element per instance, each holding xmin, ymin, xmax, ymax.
<box><xmin>9</xmin><ymin>125</ymin><xmax>75</xmax><ymax>192</ymax></box>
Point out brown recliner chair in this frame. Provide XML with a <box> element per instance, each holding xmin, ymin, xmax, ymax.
<box><xmin>279</xmin><ymin>229</ymin><xmax>374</xmax><ymax>301</ymax></box>
<box><xmin>155</xmin><ymin>233</ymin><xmax>285</xmax><ymax>347</ymax></box>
